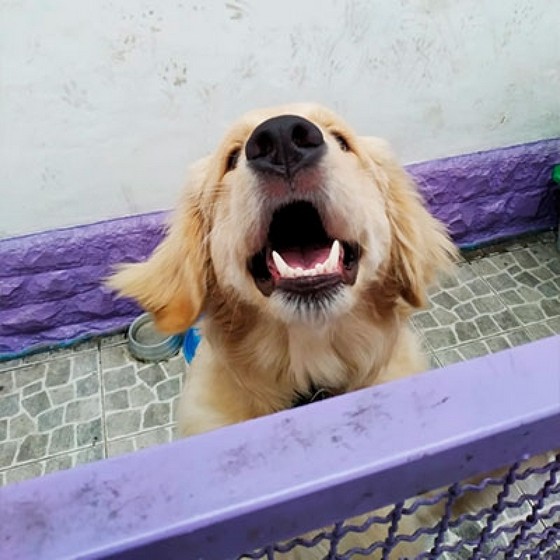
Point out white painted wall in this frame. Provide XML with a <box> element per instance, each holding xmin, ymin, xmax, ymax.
<box><xmin>1</xmin><ymin>0</ymin><xmax>559</xmax><ymax>238</ymax></box>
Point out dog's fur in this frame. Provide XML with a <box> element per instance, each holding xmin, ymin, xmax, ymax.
<box><xmin>109</xmin><ymin>103</ymin><xmax>457</xmax><ymax>438</ymax></box>
<box><xmin>109</xmin><ymin>105</ymin><xmax>558</xmax><ymax>558</ymax></box>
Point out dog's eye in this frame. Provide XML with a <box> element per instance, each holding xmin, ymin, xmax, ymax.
<box><xmin>226</xmin><ymin>147</ymin><xmax>241</xmax><ymax>172</ymax></box>
<box><xmin>333</xmin><ymin>133</ymin><xmax>350</xmax><ymax>152</ymax></box>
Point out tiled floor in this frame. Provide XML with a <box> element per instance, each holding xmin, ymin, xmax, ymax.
<box><xmin>0</xmin><ymin>335</ymin><xmax>184</xmax><ymax>486</ymax></box>
<box><xmin>0</xmin><ymin>232</ymin><xmax>559</xmax><ymax>489</ymax></box>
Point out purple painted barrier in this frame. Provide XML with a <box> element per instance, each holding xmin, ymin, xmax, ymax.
<box><xmin>0</xmin><ymin>337</ymin><xmax>558</xmax><ymax>559</ymax></box>
<box><xmin>0</xmin><ymin>138</ymin><xmax>558</xmax><ymax>358</ymax></box>
<box><xmin>0</xmin><ymin>212</ymin><xmax>167</xmax><ymax>358</ymax></box>
<box><xmin>407</xmin><ymin>138</ymin><xmax>560</xmax><ymax>247</ymax></box>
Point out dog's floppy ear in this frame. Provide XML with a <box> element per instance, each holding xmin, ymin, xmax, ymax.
<box><xmin>107</xmin><ymin>158</ymin><xmax>210</xmax><ymax>333</ymax></box>
<box><xmin>360</xmin><ymin>137</ymin><xmax>457</xmax><ymax>307</ymax></box>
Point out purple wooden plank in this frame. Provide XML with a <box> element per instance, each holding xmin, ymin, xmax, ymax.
<box><xmin>0</xmin><ymin>337</ymin><xmax>559</xmax><ymax>560</ymax></box>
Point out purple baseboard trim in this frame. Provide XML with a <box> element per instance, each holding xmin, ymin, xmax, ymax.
<box><xmin>0</xmin><ymin>139</ymin><xmax>558</xmax><ymax>358</ymax></box>
<box><xmin>0</xmin><ymin>212</ymin><xmax>168</xmax><ymax>358</ymax></box>
<box><xmin>407</xmin><ymin>137</ymin><xmax>560</xmax><ymax>246</ymax></box>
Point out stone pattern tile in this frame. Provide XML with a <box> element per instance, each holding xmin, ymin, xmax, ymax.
<box><xmin>415</xmin><ymin>238</ymin><xmax>560</xmax><ymax>366</ymax></box>
<box><xmin>0</xmin><ymin>351</ymin><xmax>103</xmax><ymax>476</ymax></box>
<box><xmin>100</xmin><ymin>346</ymin><xmax>184</xmax><ymax>441</ymax></box>
<box><xmin>0</xmin><ymin>339</ymin><xmax>98</xmax><ymax>373</ymax></box>
<box><xmin>0</xmin><ymin>340</ymin><xmax>185</xmax><ymax>486</ymax></box>
<box><xmin>107</xmin><ymin>425</ymin><xmax>177</xmax><ymax>458</ymax></box>
<box><xmin>0</xmin><ymin>233</ymin><xmax>558</xmax><ymax>490</ymax></box>
<box><xmin>0</xmin><ymin>446</ymin><xmax>103</xmax><ymax>487</ymax></box>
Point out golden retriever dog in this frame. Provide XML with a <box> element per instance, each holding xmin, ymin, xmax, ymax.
<box><xmin>109</xmin><ymin>103</ymin><xmax>458</xmax><ymax>557</ymax></box>
<box><xmin>109</xmin><ymin>103</ymin><xmax>456</xmax><ymax>435</ymax></box>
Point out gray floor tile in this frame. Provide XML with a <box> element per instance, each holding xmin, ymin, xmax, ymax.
<box><xmin>546</xmin><ymin>317</ymin><xmax>560</xmax><ymax>335</ymax></box>
<box><xmin>505</xmin><ymin>329</ymin><xmax>532</xmax><ymax>347</ymax></box>
<box><xmin>423</xmin><ymin>327</ymin><xmax>459</xmax><ymax>350</ymax></box>
<box><xmin>524</xmin><ymin>322</ymin><xmax>556</xmax><ymax>341</ymax></box>
<box><xmin>107</xmin><ymin>426</ymin><xmax>177</xmax><ymax>458</ymax></box>
<box><xmin>0</xmin><ymin>341</ymin><xmax>99</xmax><ymax>373</ymax></box>
<box><xmin>510</xmin><ymin>303</ymin><xmax>547</xmax><ymax>325</ymax></box>
<box><xmin>427</xmin><ymin>352</ymin><xmax>440</xmax><ymax>370</ymax></box>
<box><xmin>43</xmin><ymin>340</ymin><xmax>99</xmax><ymax>360</ymax></box>
<box><xmin>434</xmin><ymin>348</ymin><xmax>464</xmax><ymax>367</ymax></box>
<box><xmin>416</xmin><ymin>237</ymin><xmax>559</xmax><ymax>358</ymax></box>
<box><xmin>0</xmin><ymin>351</ymin><xmax>104</xmax><ymax>473</ymax></box>
<box><xmin>99</xmin><ymin>332</ymin><xmax>128</xmax><ymax>348</ymax></box>
<box><xmin>100</xmin><ymin>345</ymin><xmax>184</xmax><ymax>441</ymax></box>
<box><xmin>0</xmin><ymin>358</ymin><xmax>23</xmax><ymax>373</ymax></box>
<box><xmin>1</xmin><ymin>445</ymin><xmax>104</xmax><ymax>486</ymax></box>
<box><xmin>484</xmin><ymin>335</ymin><xmax>512</xmax><ymax>354</ymax></box>
<box><xmin>454</xmin><ymin>340</ymin><xmax>490</xmax><ymax>361</ymax></box>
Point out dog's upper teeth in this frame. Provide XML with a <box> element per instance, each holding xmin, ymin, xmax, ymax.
<box><xmin>272</xmin><ymin>240</ymin><xmax>341</xmax><ymax>279</ymax></box>
<box><xmin>272</xmin><ymin>251</ymin><xmax>293</xmax><ymax>277</ymax></box>
<box><xmin>324</xmin><ymin>240</ymin><xmax>341</xmax><ymax>274</ymax></box>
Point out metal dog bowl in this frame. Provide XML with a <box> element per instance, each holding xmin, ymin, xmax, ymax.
<box><xmin>127</xmin><ymin>313</ymin><xmax>184</xmax><ymax>362</ymax></box>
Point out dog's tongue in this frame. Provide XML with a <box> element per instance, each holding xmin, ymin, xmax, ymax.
<box><xmin>279</xmin><ymin>246</ymin><xmax>331</xmax><ymax>269</ymax></box>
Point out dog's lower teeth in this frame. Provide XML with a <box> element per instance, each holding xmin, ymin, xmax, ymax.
<box><xmin>272</xmin><ymin>240</ymin><xmax>341</xmax><ymax>279</ymax></box>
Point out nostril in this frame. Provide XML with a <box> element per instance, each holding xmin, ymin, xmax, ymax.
<box><xmin>292</xmin><ymin>123</ymin><xmax>323</xmax><ymax>149</ymax></box>
<box><xmin>246</xmin><ymin>130</ymin><xmax>274</xmax><ymax>160</ymax></box>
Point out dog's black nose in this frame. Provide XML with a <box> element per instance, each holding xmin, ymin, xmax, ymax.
<box><xmin>245</xmin><ymin>115</ymin><xmax>325</xmax><ymax>178</ymax></box>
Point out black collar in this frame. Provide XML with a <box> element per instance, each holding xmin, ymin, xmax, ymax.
<box><xmin>292</xmin><ymin>384</ymin><xmax>334</xmax><ymax>408</ymax></box>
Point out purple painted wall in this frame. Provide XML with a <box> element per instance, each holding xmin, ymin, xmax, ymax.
<box><xmin>0</xmin><ymin>139</ymin><xmax>558</xmax><ymax>358</ymax></box>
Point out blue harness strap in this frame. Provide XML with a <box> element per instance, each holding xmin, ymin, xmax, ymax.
<box><xmin>182</xmin><ymin>326</ymin><xmax>202</xmax><ymax>364</ymax></box>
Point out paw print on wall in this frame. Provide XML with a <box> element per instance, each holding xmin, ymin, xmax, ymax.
<box><xmin>226</xmin><ymin>0</ymin><xmax>249</xmax><ymax>21</ymax></box>
<box><xmin>40</xmin><ymin>167</ymin><xmax>60</xmax><ymax>192</ymax></box>
<box><xmin>161</xmin><ymin>60</ymin><xmax>188</xmax><ymax>88</ymax></box>
<box><xmin>61</xmin><ymin>81</ymin><xmax>93</xmax><ymax>110</ymax></box>
<box><xmin>112</xmin><ymin>34</ymin><xmax>138</xmax><ymax>63</ymax></box>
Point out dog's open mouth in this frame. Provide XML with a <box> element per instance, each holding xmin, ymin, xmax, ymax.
<box><xmin>248</xmin><ymin>201</ymin><xmax>360</xmax><ymax>297</ymax></box>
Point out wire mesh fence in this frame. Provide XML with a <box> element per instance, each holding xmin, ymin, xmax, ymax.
<box><xmin>241</xmin><ymin>453</ymin><xmax>560</xmax><ymax>560</ymax></box>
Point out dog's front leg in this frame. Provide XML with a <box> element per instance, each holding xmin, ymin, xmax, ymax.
<box><xmin>176</xmin><ymin>342</ymin><xmax>257</xmax><ymax>437</ymax></box>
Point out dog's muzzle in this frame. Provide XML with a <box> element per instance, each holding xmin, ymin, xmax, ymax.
<box><xmin>245</xmin><ymin>115</ymin><xmax>361</xmax><ymax>305</ymax></box>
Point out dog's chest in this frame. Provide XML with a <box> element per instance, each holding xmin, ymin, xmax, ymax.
<box><xmin>287</xmin><ymin>326</ymin><xmax>348</xmax><ymax>390</ymax></box>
